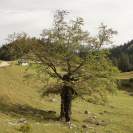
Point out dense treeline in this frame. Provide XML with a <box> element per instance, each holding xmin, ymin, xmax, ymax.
<box><xmin>0</xmin><ymin>33</ymin><xmax>40</xmax><ymax>60</ymax></box>
<box><xmin>0</xmin><ymin>32</ymin><xmax>133</xmax><ymax>73</ymax></box>
<box><xmin>110</xmin><ymin>40</ymin><xmax>133</xmax><ymax>72</ymax></box>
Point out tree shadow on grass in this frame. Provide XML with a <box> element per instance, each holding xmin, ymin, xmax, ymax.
<box><xmin>119</xmin><ymin>79</ymin><xmax>133</xmax><ymax>96</ymax></box>
<box><xmin>0</xmin><ymin>101</ymin><xmax>58</xmax><ymax>122</ymax></box>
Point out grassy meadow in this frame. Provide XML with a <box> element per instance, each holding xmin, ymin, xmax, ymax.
<box><xmin>0</xmin><ymin>64</ymin><xmax>133</xmax><ymax>133</ymax></box>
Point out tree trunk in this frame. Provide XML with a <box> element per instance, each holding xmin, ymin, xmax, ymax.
<box><xmin>60</xmin><ymin>93</ymin><xmax>65</xmax><ymax>121</ymax></box>
<box><xmin>60</xmin><ymin>85</ymin><xmax>73</xmax><ymax>122</ymax></box>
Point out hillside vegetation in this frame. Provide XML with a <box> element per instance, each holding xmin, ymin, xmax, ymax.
<box><xmin>0</xmin><ymin>64</ymin><xmax>133</xmax><ymax>133</ymax></box>
<box><xmin>110</xmin><ymin>40</ymin><xmax>133</xmax><ymax>72</ymax></box>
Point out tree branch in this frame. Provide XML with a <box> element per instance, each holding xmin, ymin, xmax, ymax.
<box><xmin>71</xmin><ymin>61</ymin><xmax>85</xmax><ymax>74</ymax></box>
<box><xmin>33</xmin><ymin>50</ymin><xmax>63</xmax><ymax>80</ymax></box>
<box><xmin>66</xmin><ymin>59</ymin><xmax>71</xmax><ymax>75</ymax></box>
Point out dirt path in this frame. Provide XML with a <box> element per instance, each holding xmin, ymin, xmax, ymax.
<box><xmin>0</xmin><ymin>61</ymin><xmax>10</xmax><ymax>67</ymax></box>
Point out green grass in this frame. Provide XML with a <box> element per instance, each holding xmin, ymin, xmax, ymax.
<box><xmin>0</xmin><ymin>65</ymin><xmax>133</xmax><ymax>133</ymax></box>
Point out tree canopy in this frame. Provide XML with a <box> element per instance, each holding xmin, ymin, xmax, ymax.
<box><xmin>30</xmin><ymin>10</ymin><xmax>119</xmax><ymax>104</ymax></box>
<box><xmin>0</xmin><ymin>10</ymin><xmax>119</xmax><ymax>122</ymax></box>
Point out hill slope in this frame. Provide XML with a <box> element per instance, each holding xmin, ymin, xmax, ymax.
<box><xmin>0</xmin><ymin>65</ymin><xmax>133</xmax><ymax>133</ymax></box>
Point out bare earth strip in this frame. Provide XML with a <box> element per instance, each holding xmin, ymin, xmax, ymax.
<box><xmin>0</xmin><ymin>61</ymin><xmax>10</xmax><ymax>68</ymax></box>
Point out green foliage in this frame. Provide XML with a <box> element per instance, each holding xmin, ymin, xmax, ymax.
<box><xmin>0</xmin><ymin>33</ymin><xmax>39</xmax><ymax>60</ymax></box>
<box><xmin>110</xmin><ymin>40</ymin><xmax>133</xmax><ymax>72</ymax></box>
<box><xmin>30</xmin><ymin>10</ymin><xmax>118</xmax><ymax>104</ymax></box>
<box><xmin>73</xmin><ymin>50</ymin><xmax>119</xmax><ymax>103</ymax></box>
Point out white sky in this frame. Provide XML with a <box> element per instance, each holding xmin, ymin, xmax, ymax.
<box><xmin>0</xmin><ymin>0</ymin><xmax>133</xmax><ymax>46</ymax></box>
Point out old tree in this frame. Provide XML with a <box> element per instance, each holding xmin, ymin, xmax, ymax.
<box><xmin>31</xmin><ymin>10</ymin><xmax>118</xmax><ymax>122</ymax></box>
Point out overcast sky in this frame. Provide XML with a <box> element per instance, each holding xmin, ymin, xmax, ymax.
<box><xmin>0</xmin><ymin>0</ymin><xmax>133</xmax><ymax>46</ymax></box>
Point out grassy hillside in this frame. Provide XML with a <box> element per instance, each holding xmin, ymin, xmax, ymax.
<box><xmin>0</xmin><ymin>64</ymin><xmax>133</xmax><ymax>133</ymax></box>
